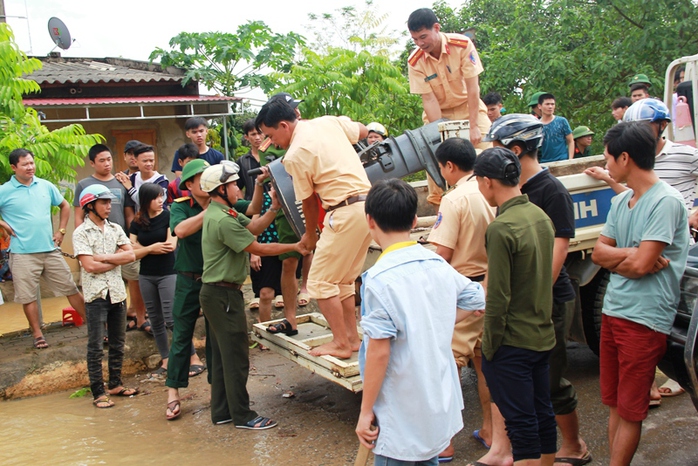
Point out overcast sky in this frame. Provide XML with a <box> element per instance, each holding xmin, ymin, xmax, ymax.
<box><xmin>5</xmin><ymin>0</ymin><xmax>456</xmax><ymax>71</ymax></box>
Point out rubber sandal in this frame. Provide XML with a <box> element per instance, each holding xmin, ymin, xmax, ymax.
<box><xmin>266</xmin><ymin>319</ymin><xmax>298</xmax><ymax>336</ymax></box>
<box><xmin>93</xmin><ymin>395</ymin><xmax>114</xmax><ymax>409</ymax></box>
<box><xmin>437</xmin><ymin>455</ymin><xmax>453</xmax><ymax>463</ymax></box>
<box><xmin>166</xmin><ymin>400</ymin><xmax>181</xmax><ymax>420</ymax></box>
<box><xmin>248</xmin><ymin>297</ymin><xmax>260</xmax><ymax>310</ymax></box>
<box><xmin>109</xmin><ymin>387</ymin><xmax>139</xmax><ymax>397</ymax></box>
<box><xmin>649</xmin><ymin>398</ymin><xmax>661</xmax><ymax>408</ymax></box>
<box><xmin>138</xmin><ymin>320</ymin><xmax>153</xmax><ymax>336</ymax></box>
<box><xmin>235</xmin><ymin>415</ymin><xmax>277</xmax><ymax>430</ymax></box>
<box><xmin>33</xmin><ymin>336</ymin><xmax>49</xmax><ymax>349</ymax></box>
<box><xmin>554</xmin><ymin>451</ymin><xmax>592</xmax><ymax>466</ymax></box>
<box><xmin>125</xmin><ymin>317</ymin><xmax>138</xmax><ymax>332</ymax></box>
<box><xmin>150</xmin><ymin>367</ymin><xmax>167</xmax><ymax>379</ymax></box>
<box><xmin>189</xmin><ymin>364</ymin><xmax>206</xmax><ymax>377</ymax></box>
<box><xmin>297</xmin><ymin>292</ymin><xmax>310</xmax><ymax>307</ymax></box>
<box><xmin>274</xmin><ymin>295</ymin><xmax>284</xmax><ymax>309</ymax></box>
<box><xmin>659</xmin><ymin>379</ymin><xmax>686</xmax><ymax>397</ymax></box>
<box><xmin>472</xmin><ymin>429</ymin><xmax>491</xmax><ymax>449</ymax></box>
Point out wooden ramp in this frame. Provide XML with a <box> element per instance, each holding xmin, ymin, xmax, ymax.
<box><xmin>251</xmin><ymin>313</ymin><xmax>363</xmax><ymax>392</ymax></box>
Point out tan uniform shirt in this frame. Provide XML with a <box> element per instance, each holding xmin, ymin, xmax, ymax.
<box><xmin>408</xmin><ymin>32</ymin><xmax>486</xmax><ymax>113</ymax></box>
<box><xmin>428</xmin><ymin>177</ymin><xmax>495</xmax><ymax>277</ymax></box>
<box><xmin>283</xmin><ymin>116</ymin><xmax>371</xmax><ymax>209</ymax></box>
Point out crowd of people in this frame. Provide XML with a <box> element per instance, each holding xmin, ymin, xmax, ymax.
<box><xmin>0</xmin><ymin>6</ymin><xmax>695</xmax><ymax>466</ymax></box>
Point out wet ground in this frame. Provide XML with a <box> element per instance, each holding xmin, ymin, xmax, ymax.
<box><xmin>2</xmin><ymin>339</ymin><xmax>698</xmax><ymax>465</ymax></box>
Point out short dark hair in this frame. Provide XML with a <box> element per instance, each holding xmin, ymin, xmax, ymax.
<box><xmin>255</xmin><ymin>99</ymin><xmax>297</xmax><ymax>130</ymax></box>
<box><xmin>365</xmin><ymin>179</ymin><xmax>418</xmax><ymax>233</ymax></box>
<box><xmin>177</xmin><ymin>143</ymin><xmax>199</xmax><ymax>162</ymax></box>
<box><xmin>435</xmin><ymin>138</ymin><xmax>477</xmax><ymax>172</ymax></box>
<box><xmin>185</xmin><ymin>117</ymin><xmax>208</xmax><ymax>131</ymax></box>
<box><xmin>675</xmin><ymin>66</ymin><xmax>686</xmax><ymax>84</ymax></box>
<box><xmin>9</xmin><ymin>148</ymin><xmax>33</xmax><ymax>166</ymax></box>
<box><xmin>603</xmin><ymin>121</ymin><xmax>656</xmax><ymax>170</ymax></box>
<box><xmin>611</xmin><ymin>97</ymin><xmax>632</xmax><ymax>110</ymax></box>
<box><xmin>88</xmin><ymin>144</ymin><xmax>112</xmax><ymax>162</ymax></box>
<box><xmin>242</xmin><ymin>119</ymin><xmax>257</xmax><ymax>135</ymax></box>
<box><xmin>538</xmin><ymin>93</ymin><xmax>555</xmax><ymax>105</ymax></box>
<box><xmin>133</xmin><ymin>144</ymin><xmax>155</xmax><ymax>157</ymax></box>
<box><xmin>630</xmin><ymin>83</ymin><xmax>649</xmax><ymax>94</ymax></box>
<box><xmin>407</xmin><ymin>8</ymin><xmax>438</xmax><ymax>32</ymax></box>
<box><xmin>134</xmin><ymin>183</ymin><xmax>165</xmax><ymax>228</ymax></box>
<box><xmin>483</xmin><ymin>92</ymin><xmax>503</xmax><ymax>106</ymax></box>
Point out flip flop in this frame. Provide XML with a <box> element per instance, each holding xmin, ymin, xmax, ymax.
<box><xmin>125</xmin><ymin>317</ymin><xmax>138</xmax><ymax>332</ymax></box>
<box><xmin>93</xmin><ymin>395</ymin><xmax>114</xmax><ymax>409</ymax></box>
<box><xmin>649</xmin><ymin>397</ymin><xmax>661</xmax><ymax>408</ymax></box>
<box><xmin>274</xmin><ymin>295</ymin><xmax>284</xmax><ymax>309</ymax></box>
<box><xmin>150</xmin><ymin>367</ymin><xmax>167</xmax><ymax>379</ymax></box>
<box><xmin>659</xmin><ymin>379</ymin><xmax>686</xmax><ymax>397</ymax></box>
<box><xmin>297</xmin><ymin>292</ymin><xmax>310</xmax><ymax>307</ymax></box>
<box><xmin>554</xmin><ymin>451</ymin><xmax>593</xmax><ymax>466</ymax></box>
<box><xmin>166</xmin><ymin>400</ymin><xmax>181</xmax><ymax>420</ymax></box>
<box><xmin>437</xmin><ymin>455</ymin><xmax>453</xmax><ymax>463</ymax></box>
<box><xmin>109</xmin><ymin>387</ymin><xmax>139</xmax><ymax>397</ymax></box>
<box><xmin>33</xmin><ymin>336</ymin><xmax>49</xmax><ymax>349</ymax></box>
<box><xmin>189</xmin><ymin>364</ymin><xmax>206</xmax><ymax>377</ymax></box>
<box><xmin>248</xmin><ymin>297</ymin><xmax>260</xmax><ymax>310</ymax></box>
<box><xmin>472</xmin><ymin>429</ymin><xmax>491</xmax><ymax>449</ymax></box>
<box><xmin>235</xmin><ymin>415</ymin><xmax>277</xmax><ymax>430</ymax></box>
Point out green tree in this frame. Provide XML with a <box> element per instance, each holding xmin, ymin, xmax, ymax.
<box><xmin>275</xmin><ymin>46</ymin><xmax>422</xmax><ymax>134</ymax></box>
<box><xmin>150</xmin><ymin>22</ymin><xmax>305</xmax><ymax>96</ymax></box>
<box><xmin>430</xmin><ymin>0</ymin><xmax>698</xmax><ymax>153</ymax></box>
<box><xmin>0</xmin><ymin>23</ymin><xmax>103</xmax><ymax>199</ymax></box>
<box><xmin>306</xmin><ymin>0</ymin><xmax>404</xmax><ymax>58</ymax></box>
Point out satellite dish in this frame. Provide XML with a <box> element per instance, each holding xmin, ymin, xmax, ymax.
<box><xmin>47</xmin><ymin>17</ymin><xmax>72</xmax><ymax>50</ymax></box>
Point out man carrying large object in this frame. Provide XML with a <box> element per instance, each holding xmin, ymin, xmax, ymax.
<box><xmin>256</xmin><ymin>99</ymin><xmax>372</xmax><ymax>359</ymax></box>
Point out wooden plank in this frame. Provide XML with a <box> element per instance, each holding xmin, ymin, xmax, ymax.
<box><xmin>251</xmin><ymin>333</ymin><xmax>363</xmax><ymax>392</ymax></box>
<box><xmin>253</xmin><ymin>313</ymin><xmax>361</xmax><ymax>377</ymax></box>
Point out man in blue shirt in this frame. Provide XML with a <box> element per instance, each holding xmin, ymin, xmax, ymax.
<box><xmin>0</xmin><ymin>149</ymin><xmax>86</xmax><ymax>349</ymax></box>
<box><xmin>592</xmin><ymin>122</ymin><xmax>688</xmax><ymax>465</ymax></box>
<box><xmin>171</xmin><ymin>117</ymin><xmax>225</xmax><ymax>178</ymax></box>
<box><xmin>538</xmin><ymin>93</ymin><xmax>574</xmax><ymax>162</ymax></box>
<box><xmin>356</xmin><ymin>179</ymin><xmax>485</xmax><ymax>464</ymax></box>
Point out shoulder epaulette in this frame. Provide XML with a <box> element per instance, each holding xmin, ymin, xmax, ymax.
<box><xmin>260</xmin><ymin>138</ymin><xmax>273</xmax><ymax>152</ymax></box>
<box><xmin>174</xmin><ymin>196</ymin><xmax>191</xmax><ymax>203</ymax></box>
<box><xmin>408</xmin><ymin>48</ymin><xmax>425</xmax><ymax>67</ymax></box>
<box><xmin>447</xmin><ymin>35</ymin><xmax>470</xmax><ymax>48</ymax></box>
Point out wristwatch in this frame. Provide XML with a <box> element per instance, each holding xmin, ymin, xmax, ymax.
<box><xmin>58</xmin><ymin>228</ymin><xmax>66</xmax><ymax>235</ymax></box>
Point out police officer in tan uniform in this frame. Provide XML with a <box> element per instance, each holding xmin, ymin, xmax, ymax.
<box><xmin>256</xmin><ymin>99</ymin><xmax>372</xmax><ymax>360</ymax></box>
<box><xmin>407</xmin><ymin>8</ymin><xmax>492</xmax><ymax>205</ymax></box>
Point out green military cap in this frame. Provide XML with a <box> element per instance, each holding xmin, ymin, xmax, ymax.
<box><xmin>628</xmin><ymin>73</ymin><xmax>651</xmax><ymax>88</ymax></box>
<box><xmin>179</xmin><ymin>159</ymin><xmax>211</xmax><ymax>190</ymax></box>
<box><xmin>528</xmin><ymin>91</ymin><xmax>547</xmax><ymax>107</ymax></box>
<box><xmin>572</xmin><ymin>126</ymin><xmax>595</xmax><ymax>139</ymax></box>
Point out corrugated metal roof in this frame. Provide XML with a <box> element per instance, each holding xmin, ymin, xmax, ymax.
<box><xmin>27</xmin><ymin>57</ymin><xmax>185</xmax><ymax>85</ymax></box>
<box><xmin>23</xmin><ymin>95</ymin><xmax>241</xmax><ymax>106</ymax></box>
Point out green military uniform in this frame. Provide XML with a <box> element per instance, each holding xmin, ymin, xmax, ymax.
<box><xmin>200</xmin><ymin>202</ymin><xmax>259</xmax><ymax>425</ymax></box>
<box><xmin>259</xmin><ymin>138</ymin><xmax>301</xmax><ymax>261</ymax></box>
<box><xmin>165</xmin><ymin>196</ymin><xmax>251</xmax><ymax>403</ymax></box>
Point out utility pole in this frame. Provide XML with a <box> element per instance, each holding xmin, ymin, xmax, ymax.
<box><xmin>0</xmin><ymin>0</ymin><xmax>6</xmax><ymax>23</ymax></box>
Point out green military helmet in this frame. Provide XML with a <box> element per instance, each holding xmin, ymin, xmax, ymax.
<box><xmin>572</xmin><ymin>126</ymin><xmax>594</xmax><ymax>140</ymax></box>
<box><xmin>179</xmin><ymin>159</ymin><xmax>211</xmax><ymax>191</ymax></box>
<box><xmin>628</xmin><ymin>73</ymin><xmax>651</xmax><ymax>88</ymax></box>
<box><xmin>528</xmin><ymin>91</ymin><xmax>547</xmax><ymax>107</ymax></box>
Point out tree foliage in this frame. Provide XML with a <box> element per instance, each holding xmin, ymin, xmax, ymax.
<box><xmin>150</xmin><ymin>22</ymin><xmax>306</xmax><ymax>96</ymax></box>
<box><xmin>274</xmin><ymin>46</ymin><xmax>422</xmax><ymax>134</ymax></box>
<box><xmin>306</xmin><ymin>0</ymin><xmax>405</xmax><ymax>58</ymax></box>
<box><xmin>0</xmin><ymin>23</ymin><xmax>103</xmax><ymax>199</ymax></box>
<box><xmin>430</xmin><ymin>0</ymin><xmax>698</xmax><ymax>152</ymax></box>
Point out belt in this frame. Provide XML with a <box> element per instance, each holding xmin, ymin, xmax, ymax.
<box><xmin>326</xmin><ymin>195</ymin><xmax>367</xmax><ymax>212</ymax></box>
<box><xmin>208</xmin><ymin>281</ymin><xmax>242</xmax><ymax>290</ymax></box>
<box><xmin>467</xmin><ymin>274</ymin><xmax>485</xmax><ymax>283</ymax></box>
<box><xmin>179</xmin><ymin>271</ymin><xmax>202</xmax><ymax>281</ymax></box>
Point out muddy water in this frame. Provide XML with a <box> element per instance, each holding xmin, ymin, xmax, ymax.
<box><xmin>0</xmin><ymin>350</ymin><xmax>368</xmax><ymax>466</ymax></box>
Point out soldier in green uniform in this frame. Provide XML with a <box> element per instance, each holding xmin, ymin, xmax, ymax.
<box><xmin>199</xmin><ymin>161</ymin><xmax>305</xmax><ymax>430</ymax></box>
<box><xmin>164</xmin><ymin>159</ymin><xmax>280</xmax><ymax>421</ymax></box>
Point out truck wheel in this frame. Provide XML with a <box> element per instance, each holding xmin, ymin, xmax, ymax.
<box><xmin>580</xmin><ymin>269</ymin><xmax>609</xmax><ymax>356</ymax></box>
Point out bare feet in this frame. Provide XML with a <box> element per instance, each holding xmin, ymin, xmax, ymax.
<box><xmin>309</xmin><ymin>341</ymin><xmax>353</xmax><ymax>359</ymax></box>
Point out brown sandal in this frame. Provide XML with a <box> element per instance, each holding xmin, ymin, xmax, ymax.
<box><xmin>93</xmin><ymin>395</ymin><xmax>115</xmax><ymax>409</ymax></box>
<box><xmin>166</xmin><ymin>400</ymin><xmax>181</xmax><ymax>420</ymax></box>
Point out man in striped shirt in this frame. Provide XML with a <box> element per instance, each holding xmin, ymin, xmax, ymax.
<box><xmin>586</xmin><ymin>98</ymin><xmax>698</xmax><ymax>228</ymax></box>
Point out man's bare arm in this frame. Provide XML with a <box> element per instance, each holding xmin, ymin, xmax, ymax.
<box><xmin>422</xmin><ymin>92</ymin><xmax>442</xmax><ymax>122</ymax></box>
<box><xmin>464</xmin><ymin>75</ymin><xmax>482</xmax><ymax>145</ymax></box>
